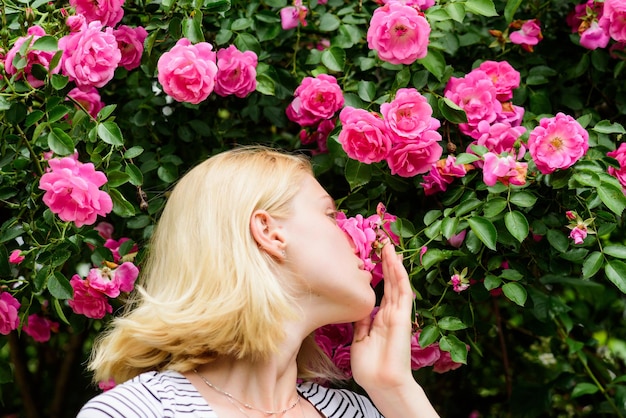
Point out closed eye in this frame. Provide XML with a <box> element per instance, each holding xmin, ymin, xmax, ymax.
<box><xmin>327</xmin><ymin>210</ymin><xmax>338</xmax><ymax>223</ymax></box>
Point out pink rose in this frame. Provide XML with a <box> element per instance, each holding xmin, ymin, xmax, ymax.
<box><xmin>599</xmin><ymin>0</ymin><xmax>626</xmax><ymax>42</ymax></box>
<box><xmin>67</xmin><ymin>87</ymin><xmax>105</xmax><ymax>119</ymax></box>
<box><xmin>496</xmin><ymin>103</ymin><xmax>525</xmax><ymax>127</ymax></box>
<box><xmin>580</xmin><ymin>20</ymin><xmax>611</xmax><ymax>50</ymax></box>
<box><xmin>367</xmin><ymin>2</ymin><xmax>431</xmax><ymax>65</ymax></box>
<box><xmin>386</xmin><ymin>137</ymin><xmax>443</xmax><ymax>178</ymax></box>
<box><xmin>280</xmin><ymin>1</ymin><xmax>308</xmax><ymax>30</ymax></box>
<box><xmin>448</xmin><ymin>230</ymin><xmax>467</xmax><ymax>248</ymax></box>
<box><xmin>59</xmin><ymin>21</ymin><xmax>121</xmax><ymax>88</ymax></box>
<box><xmin>338</xmin><ymin>107</ymin><xmax>392</xmax><ymax>163</ymax></box>
<box><xmin>315</xmin><ymin>322</ymin><xmax>354</xmax><ymax>347</ymax></box>
<box><xmin>214</xmin><ymin>45</ymin><xmax>258</xmax><ymax>98</ymax></box>
<box><xmin>433</xmin><ymin>349</ymin><xmax>464</xmax><ymax>373</ymax></box>
<box><xmin>86</xmin><ymin>262</ymin><xmax>139</xmax><ymax>297</ymax></box>
<box><xmin>482</xmin><ymin>152</ymin><xmax>528</xmax><ymax>187</ymax></box>
<box><xmin>566</xmin><ymin>210</ymin><xmax>578</xmax><ymax>220</ymax></box>
<box><xmin>410</xmin><ymin>333</ymin><xmax>441</xmax><ymax>369</ymax></box>
<box><xmin>38</xmin><ymin>156</ymin><xmax>113</xmax><ymax>227</ymax></box>
<box><xmin>286</xmin><ymin>74</ymin><xmax>344</xmax><ymax>127</ymax></box>
<box><xmin>104</xmin><ymin>237</ymin><xmax>138</xmax><ymax>263</ymax></box>
<box><xmin>0</xmin><ymin>292</ymin><xmax>20</xmax><ymax>335</ymax></box>
<box><xmin>9</xmin><ymin>250</ymin><xmax>25</xmax><ymax>264</ymax></box>
<box><xmin>113</xmin><ymin>25</ymin><xmax>148</xmax><ymax>71</ymax></box>
<box><xmin>569</xmin><ymin>226</ymin><xmax>588</xmax><ymax>244</ymax></box>
<box><xmin>450</xmin><ymin>273</ymin><xmax>470</xmax><ymax>293</ymax></box>
<box><xmin>336</xmin><ymin>212</ymin><xmax>378</xmax><ymax>272</ymax></box>
<box><xmin>471</xmin><ymin>121</ymin><xmax>526</xmax><ymax>158</ymax></box>
<box><xmin>381</xmin><ymin>0</ymin><xmax>435</xmax><ymax>10</ymax></box>
<box><xmin>331</xmin><ymin>345</ymin><xmax>352</xmax><ymax>378</ymax></box>
<box><xmin>23</xmin><ymin>314</ymin><xmax>59</xmax><ymax>343</ymax></box>
<box><xmin>68</xmin><ymin>276</ymin><xmax>113</xmax><ymax>319</ymax></box>
<box><xmin>421</xmin><ymin>156</ymin><xmax>472</xmax><ymax>195</ymax></box>
<box><xmin>157</xmin><ymin>38</ymin><xmax>218</xmax><ymax>105</ymax></box>
<box><xmin>4</xmin><ymin>25</ymin><xmax>61</xmax><ymax>88</ymax></box>
<box><xmin>69</xmin><ymin>0</ymin><xmax>125</xmax><ymax>27</ymax></box>
<box><xmin>94</xmin><ymin>221</ymin><xmax>115</xmax><ymax>239</ymax></box>
<box><xmin>528</xmin><ymin>112</ymin><xmax>589</xmax><ymax>174</ymax></box>
<box><xmin>381</xmin><ymin>88</ymin><xmax>440</xmax><ymax>140</ymax></box>
<box><xmin>477</xmin><ymin>60</ymin><xmax>520</xmax><ymax>102</ymax></box>
<box><xmin>607</xmin><ymin>143</ymin><xmax>626</xmax><ymax>190</ymax></box>
<box><xmin>66</xmin><ymin>14</ymin><xmax>86</xmax><ymax>32</ymax></box>
<box><xmin>509</xmin><ymin>19</ymin><xmax>543</xmax><ymax>52</ymax></box>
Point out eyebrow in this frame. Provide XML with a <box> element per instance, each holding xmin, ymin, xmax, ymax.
<box><xmin>321</xmin><ymin>195</ymin><xmax>337</xmax><ymax>210</ymax></box>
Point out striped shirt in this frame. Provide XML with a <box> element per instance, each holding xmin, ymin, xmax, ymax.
<box><xmin>77</xmin><ymin>370</ymin><xmax>384</xmax><ymax>417</ymax></box>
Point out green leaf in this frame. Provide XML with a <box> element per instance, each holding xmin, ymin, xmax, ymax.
<box><xmin>604</xmin><ymin>245</ymin><xmax>626</xmax><ymax>259</ymax></box>
<box><xmin>445</xmin><ymin>3</ymin><xmax>465</xmax><ymax>22</ymax></box>
<box><xmin>48</xmin><ymin>128</ymin><xmax>75</xmax><ymax>155</ymax></box>
<box><xmin>182</xmin><ymin>11</ymin><xmax>205</xmax><ymax>43</ymax></box>
<box><xmin>465</xmin><ymin>0</ymin><xmax>498</xmax><ymax>17</ymax></box>
<box><xmin>418</xmin><ymin>324</ymin><xmax>440</xmax><ymax>347</ymax></box>
<box><xmin>421</xmin><ymin>249</ymin><xmax>452</xmax><ymax>270</ymax></box>
<box><xmin>124</xmin><ymin>146</ymin><xmax>144</xmax><ymax>159</ymax></box>
<box><xmin>53</xmin><ymin>298</ymin><xmax>71</xmax><ymax>325</ymax></box>
<box><xmin>417</xmin><ymin>49</ymin><xmax>445</xmax><ymax>81</ymax></box>
<box><xmin>509</xmin><ymin>191</ymin><xmax>537</xmax><ymax>208</ymax></box>
<box><xmin>454</xmin><ymin>153</ymin><xmax>480</xmax><ymax>165</ymax></box>
<box><xmin>321</xmin><ymin>46</ymin><xmax>346</xmax><ymax>72</ymax></box>
<box><xmin>51</xmin><ymin>74</ymin><xmax>69</xmax><ymax>90</ymax></box>
<box><xmin>25</xmin><ymin>110</ymin><xmax>45</xmax><ymax>128</ymax></box>
<box><xmin>598</xmin><ymin>181</ymin><xmax>626</xmax><ymax>216</ymax></box>
<box><xmin>47</xmin><ymin>272</ymin><xmax>73</xmax><ymax>300</ymax></box>
<box><xmin>484</xmin><ymin>275</ymin><xmax>501</xmax><ymax>291</ymax></box>
<box><xmin>502</xmin><ymin>282</ymin><xmax>527</xmax><ymax>306</ymax></box>
<box><xmin>482</xmin><ymin>197</ymin><xmax>507</xmax><ymax>218</ymax></box>
<box><xmin>593</xmin><ymin>120</ymin><xmax>626</xmax><ymax>134</ymax></box>
<box><xmin>572</xmin><ymin>382</ymin><xmax>599</xmax><ymax>398</ymax></box>
<box><xmin>439</xmin><ymin>335</ymin><xmax>468</xmax><ymax>364</ymax></box>
<box><xmin>438</xmin><ymin>97</ymin><xmax>467</xmax><ymax>124</ymax></box>
<box><xmin>605</xmin><ymin>260</ymin><xmax>626</xmax><ymax>293</ymax></box>
<box><xmin>438</xmin><ymin>316</ymin><xmax>468</xmax><ymax>331</ymax></box>
<box><xmin>344</xmin><ymin>159</ymin><xmax>372</xmax><ymax>190</ymax></box>
<box><xmin>98</xmin><ymin>104</ymin><xmax>117</xmax><ymax>121</ymax></box>
<box><xmin>441</xmin><ymin>217</ymin><xmax>459</xmax><ymax>240</ymax></box>
<box><xmin>468</xmin><ymin>216</ymin><xmax>497</xmax><ymax>251</ymax></box>
<box><xmin>125</xmin><ymin>164</ymin><xmax>144</xmax><ymax>186</ymax></box>
<box><xmin>97</xmin><ymin>121</ymin><xmax>124</xmax><ymax>146</ymax></box>
<box><xmin>546</xmin><ymin>229</ymin><xmax>569</xmax><ymax>252</ymax></box>
<box><xmin>504</xmin><ymin>0</ymin><xmax>522</xmax><ymax>22</ymax></box>
<box><xmin>319</xmin><ymin>13</ymin><xmax>341</xmax><ymax>32</ymax></box>
<box><xmin>32</xmin><ymin>35</ymin><xmax>58</xmax><ymax>51</ymax></box>
<box><xmin>107</xmin><ymin>170</ymin><xmax>130</xmax><ymax>187</ymax></box>
<box><xmin>234</xmin><ymin>33</ymin><xmax>261</xmax><ymax>55</ymax></box>
<box><xmin>357</xmin><ymin>80</ymin><xmax>376</xmax><ymax>102</ymax></box>
<box><xmin>230</xmin><ymin>17</ymin><xmax>252</xmax><ymax>31</ymax></box>
<box><xmin>109</xmin><ymin>188</ymin><xmax>136</xmax><ymax>217</ymax></box>
<box><xmin>504</xmin><ymin>210</ymin><xmax>529</xmax><ymax>243</ymax></box>
<box><xmin>582</xmin><ymin>251</ymin><xmax>603</xmax><ymax>279</ymax></box>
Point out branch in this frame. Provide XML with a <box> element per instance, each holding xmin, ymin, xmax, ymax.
<box><xmin>8</xmin><ymin>332</ymin><xmax>41</xmax><ymax>418</ymax></box>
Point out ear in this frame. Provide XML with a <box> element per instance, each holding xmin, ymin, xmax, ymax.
<box><xmin>250</xmin><ymin>209</ymin><xmax>286</xmax><ymax>260</ymax></box>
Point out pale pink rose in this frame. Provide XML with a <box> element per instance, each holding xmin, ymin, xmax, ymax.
<box><xmin>87</xmin><ymin>262</ymin><xmax>139</xmax><ymax>297</ymax></box>
<box><xmin>104</xmin><ymin>237</ymin><xmax>138</xmax><ymax>263</ymax></box>
<box><xmin>280</xmin><ymin>1</ymin><xmax>308</xmax><ymax>30</ymax></box>
<box><xmin>214</xmin><ymin>45</ymin><xmax>258</xmax><ymax>98</ymax></box>
<box><xmin>448</xmin><ymin>230</ymin><xmax>467</xmax><ymax>248</ymax></box>
<box><xmin>0</xmin><ymin>292</ymin><xmax>20</xmax><ymax>335</ymax></box>
<box><xmin>444</xmin><ymin>70</ymin><xmax>502</xmax><ymax>139</ymax></box>
<box><xmin>68</xmin><ymin>276</ymin><xmax>113</xmax><ymax>319</ymax></box>
<box><xmin>157</xmin><ymin>38</ymin><xmax>218</xmax><ymax>105</ymax></box>
<box><xmin>607</xmin><ymin>143</ymin><xmax>626</xmax><ymax>190</ymax></box>
<box><xmin>433</xmin><ymin>349</ymin><xmax>464</xmax><ymax>373</ymax></box>
<box><xmin>421</xmin><ymin>156</ymin><xmax>472</xmax><ymax>195</ymax></box>
<box><xmin>450</xmin><ymin>273</ymin><xmax>469</xmax><ymax>293</ymax></box>
<box><xmin>509</xmin><ymin>19</ymin><xmax>543</xmax><ymax>52</ymax></box>
<box><xmin>381</xmin><ymin>88</ymin><xmax>440</xmax><ymax>140</ymax></box>
<box><xmin>4</xmin><ymin>25</ymin><xmax>61</xmax><ymax>88</ymax></box>
<box><xmin>580</xmin><ymin>20</ymin><xmax>611</xmax><ymax>49</ymax></box>
<box><xmin>482</xmin><ymin>152</ymin><xmax>528</xmax><ymax>187</ymax></box>
<box><xmin>286</xmin><ymin>74</ymin><xmax>344</xmax><ymax>127</ymax></box>
<box><xmin>472</xmin><ymin>121</ymin><xmax>526</xmax><ymax>158</ymax></box>
<box><xmin>9</xmin><ymin>250</ymin><xmax>25</xmax><ymax>264</ymax></box>
<box><xmin>98</xmin><ymin>378</ymin><xmax>116</xmax><ymax>391</ymax></box>
<box><xmin>23</xmin><ymin>314</ymin><xmax>59</xmax><ymax>343</ymax></box>
<box><xmin>386</xmin><ymin>138</ymin><xmax>443</xmax><ymax>178</ymax></box>
<box><xmin>59</xmin><ymin>21</ymin><xmax>121</xmax><ymax>88</ymax></box>
<box><xmin>410</xmin><ymin>333</ymin><xmax>441</xmax><ymax>370</ymax></box>
<box><xmin>477</xmin><ymin>60</ymin><xmax>520</xmax><ymax>102</ymax></box>
<box><xmin>336</xmin><ymin>212</ymin><xmax>378</xmax><ymax>272</ymax></box>
<box><xmin>67</xmin><ymin>87</ymin><xmax>105</xmax><ymax>119</ymax></box>
<box><xmin>113</xmin><ymin>25</ymin><xmax>148</xmax><ymax>71</ymax></box>
<box><xmin>528</xmin><ymin>112</ymin><xmax>589</xmax><ymax>174</ymax></box>
<box><xmin>338</xmin><ymin>107</ymin><xmax>392</xmax><ymax>163</ymax></box>
<box><xmin>66</xmin><ymin>14</ymin><xmax>86</xmax><ymax>32</ymax></box>
<box><xmin>38</xmin><ymin>156</ymin><xmax>113</xmax><ymax>227</ymax></box>
<box><xmin>367</xmin><ymin>2</ymin><xmax>431</xmax><ymax>65</ymax></box>
<box><xmin>569</xmin><ymin>226</ymin><xmax>587</xmax><ymax>244</ymax></box>
<box><xmin>69</xmin><ymin>0</ymin><xmax>125</xmax><ymax>27</ymax></box>
<box><xmin>599</xmin><ymin>0</ymin><xmax>626</xmax><ymax>42</ymax></box>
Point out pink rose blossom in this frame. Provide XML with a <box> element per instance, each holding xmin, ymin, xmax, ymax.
<box><xmin>566</xmin><ymin>210</ymin><xmax>578</xmax><ymax>220</ymax></box>
<box><xmin>68</xmin><ymin>276</ymin><xmax>113</xmax><ymax>319</ymax></box>
<box><xmin>113</xmin><ymin>25</ymin><xmax>148</xmax><ymax>71</ymax></box>
<box><xmin>419</xmin><ymin>246</ymin><xmax>427</xmax><ymax>264</ymax></box>
<box><xmin>315</xmin><ymin>323</ymin><xmax>353</xmax><ymax>378</ymax></box>
<box><xmin>567</xmin><ymin>1</ymin><xmax>602</xmax><ymax>33</ymax></box>
<box><xmin>38</xmin><ymin>156</ymin><xmax>113</xmax><ymax>227</ymax></box>
<box><xmin>300</xmin><ymin>119</ymin><xmax>336</xmax><ymax>151</ymax></box>
<box><xmin>94</xmin><ymin>221</ymin><xmax>115</xmax><ymax>239</ymax></box>
<box><xmin>59</xmin><ymin>21</ymin><xmax>121</xmax><ymax>88</ymax></box>
<box><xmin>67</xmin><ymin>87</ymin><xmax>105</xmax><ymax>119</ymax></box>
<box><xmin>472</xmin><ymin>121</ymin><xmax>526</xmax><ymax>158</ymax></box>
<box><xmin>4</xmin><ymin>25</ymin><xmax>61</xmax><ymax>88</ymax></box>
<box><xmin>280</xmin><ymin>1</ymin><xmax>308</xmax><ymax>30</ymax></box>
<box><xmin>607</xmin><ymin>143</ymin><xmax>626</xmax><ymax>191</ymax></box>
<box><xmin>338</xmin><ymin>107</ymin><xmax>392</xmax><ymax>164</ymax></box>
<box><xmin>9</xmin><ymin>250</ymin><xmax>25</xmax><ymax>264</ymax></box>
<box><xmin>509</xmin><ymin>19</ymin><xmax>543</xmax><ymax>52</ymax></box>
<box><xmin>482</xmin><ymin>152</ymin><xmax>528</xmax><ymax>187</ymax></box>
<box><xmin>66</xmin><ymin>14</ymin><xmax>86</xmax><ymax>32</ymax></box>
<box><xmin>381</xmin><ymin>88</ymin><xmax>440</xmax><ymax>140</ymax></box>
<box><xmin>367</xmin><ymin>2</ymin><xmax>431</xmax><ymax>65</ymax></box>
<box><xmin>477</xmin><ymin>60</ymin><xmax>521</xmax><ymax>102</ymax></box>
<box><xmin>496</xmin><ymin>103</ymin><xmax>525</xmax><ymax>127</ymax></box>
<box><xmin>214</xmin><ymin>45</ymin><xmax>258</xmax><ymax>98</ymax></box>
<box><xmin>86</xmin><ymin>262</ymin><xmax>139</xmax><ymax>298</ymax></box>
<box><xmin>23</xmin><ymin>314</ymin><xmax>59</xmax><ymax>343</ymax></box>
<box><xmin>450</xmin><ymin>273</ymin><xmax>470</xmax><ymax>293</ymax></box>
<box><xmin>448</xmin><ymin>230</ymin><xmax>467</xmax><ymax>248</ymax></box>
<box><xmin>421</xmin><ymin>156</ymin><xmax>472</xmax><ymax>195</ymax></box>
<box><xmin>580</xmin><ymin>20</ymin><xmax>611</xmax><ymax>49</ymax></box>
<box><xmin>104</xmin><ymin>237</ymin><xmax>138</xmax><ymax>263</ymax></box>
<box><xmin>157</xmin><ymin>38</ymin><xmax>218</xmax><ymax>105</ymax></box>
<box><xmin>381</xmin><ymin>0</ymin><xmax>435</xmax><ymax>11</ymax></box>
<box><xmin>433</xmin><ymin>349</ymin><xmax>464</xmax><ymax>373</ymax></box>
<box><xmin>410</xmin><ymin>333</ymin><xmax>441</xmax><ymax>369</ymax></box>
<box><xmin>286</xmin><ymin>74</ymin><xmax>344</xmax><ymax>127</ymax></box>
<box><xmin>599</xmin><ymin>0</ymin><xmax>626</xmax><ymax>42</ymax></box>
<box><xmin>528</xmin><ymin>112</ymin><xmax>589</xmax><ymax>174</ymax></box>
<box><xmin>0</xmin><ymin>292</ymin><xmax>20</xmax><ymax>335</ymax></box>
<box><xmin>69</xmin><ymin>0</ymin><xmax>125</xmax><ymax>27</ymax></box>
<box><xmin>569</xmin><ymin>226</ymin><xmax>588</xmax><ymax>244</ymax></box>
<box><xmin>386</xmin><ymin>138</ymin><xmax>443</xmax><ymax>178</ymax></box>
<box><xmin>336</xmin><ymin>212</ymin><xmax>378</xmax><ymax>272</ymax></box>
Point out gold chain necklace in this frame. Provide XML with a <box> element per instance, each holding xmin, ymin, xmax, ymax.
<box><xmin>193</xmin><ymin>369</ymin><xmax>301</xmax><ymax>416</ymax></box>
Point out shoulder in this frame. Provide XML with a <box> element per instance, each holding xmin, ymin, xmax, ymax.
<box><xmin>77</xmin><ymin>370</ymin><xmax>216</xmax><ymax>418</ymax></box>
<box><xmin>298</xmin><ymin>381</ymin><xmax>383</xmax><ymax>418</ymax></box>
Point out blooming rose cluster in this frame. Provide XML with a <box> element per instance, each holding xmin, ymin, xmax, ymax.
<box><xmin>38</xmin><ymin>155</ymin><xmax>113</xmax><ymax>227</ymax></box>
<box><xmin>0</xmin><ymin>292</ymin><xmax>21</xmax><ymax>335</ymax></box>
<box><xmin>607</xmin><ymin>143</ymin><xmax>626</xmax><ymax>192</ymax></box>
<box><xmin>567</xmin><ymin>0</ymin><xmax>626</xmax><ymax>51</ymax></box>
<box><xmin>157</xmin><ymin>38</ymin><xmax>258</xmax><ymax>104</ymax></box>
<box><xmin>339</xmin><ymin>88</ymin><xmax>443</xmax><ymax>177</ymax></box>
<box><xmin>367</xmin><ymin>1</ymin><xmax>431</xmax><ymax>65</ymax></box>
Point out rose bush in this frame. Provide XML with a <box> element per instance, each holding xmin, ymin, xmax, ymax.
<box><xmin>2</xmin><ymin>0</ymin><xmax>626</xmax><ymax>416</ymax></box>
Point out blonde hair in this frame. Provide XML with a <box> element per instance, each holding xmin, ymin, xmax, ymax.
<box><xmin>89</xmin><ymin>146</ymin><xmax>343</xmax><ymax>384</ymax></box>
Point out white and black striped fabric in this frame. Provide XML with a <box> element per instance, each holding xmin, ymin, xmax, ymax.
<box><xmin>77</xmin><ymin>370</ymin><xmax>384</xmax><ymax>417</ymax></box>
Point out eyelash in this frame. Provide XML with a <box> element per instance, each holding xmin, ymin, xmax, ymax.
<box><xmin>327</xmin><ymin>210</ymin><xmax>338</xmax><ymax>221</ymax></box>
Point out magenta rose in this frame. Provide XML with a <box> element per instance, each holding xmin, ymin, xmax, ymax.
<box><xmin>338</xmin><ymin>107</ymin><xmax>392</xmax><ymax>163</ymax></box>
<box><xmin>580</xmin><ymin>21</ymin><xmax>611</xmax><ymax>49</ymax></box>
<box><xmin>4</xmin><ymin>25</ymin><xmax>61</xmax><ymax>88</ymax></box>
<box><xmin>528</xmin><ymin>112</ymin><xmax>589</xmax><ymax>174</ymax></box>
<box><xmin>286</xmin><ymin>74</ymin><xmax>344</xmax><ymax>127</ymax></box>
<box><xmin>599</xmin><ymin>0</ymin><xmax>626</xmax><ymax>42</ymax></box>
<box><xmin>477</xmin><ymin>60</ymin><xmax>521</xmax><ymax>102</ymax></box>
<box><xmin>0</xmin><ymin>292</ymin><xmax>20</xmax><ymax>335</ymax></box>
<box><xmin>67</xmin><ymin>87</ymin><xmax>105</xmax><ymax>119</ymax></box>
<box><xmin>157</xmin><ymin>38</ymin><xmax>218</xmax><ymax>105</ymax></box>
<box><xmin>607</xmin><ymin>143</ymin><xmax>626</xmax><ymax>190</ymax></box>
<box><xmin>38</xmin><ymin>155</ymin><xmax>113</xmax><ymax>227</ymax></box>
<box><xmin>509</xmin><ymin>19</ymin><xmax>543</xmax><ymax>52</ymax></box>
<box><xmin>280</xmin><ymin>1</ymin><xmax>308</xmax><ymax>30</ymax></box>
<box><xmin>68</xmin><ymin>276</ymin><xmax>112</xmax><ymax>319</ymax></box>
<box><xmin>386</xmin><ymin>133</ymin><xmax>443</xmax><ymax>177</ymax></box>
<box><xmin>472</xmin><ymin>121</ymin><xmax>526</xmax><ymax>158</ymax></box>
<box><xmin>9</xmin><ymin>250</ymin><xmax>25</xmax><ymax>264</ymax></box>
<box><xmin>482</xmin><ymin>152</ymin><xmax>528</xmax><ymax>187</ymax></box>
<box><xmin>336</xmin><ymin>212</ymin><xmax>378</xmax><ymax>272</ymax></box>
<box><xmin>367</xmin><ymin>2</ymin><xmax>431</xmax><ymax>65</ymax></box>
<box><xmin>59</xmin><ymin>21</ymin><xmax>121</xmax><ymax>88</ymax></box>
<box><xmin>113</xmin><ymin>25</ymin><xmax>148</xmax><ymax>71</ymax></box>
<box><xmin>410</xmin><ymin>333</ymin><xmax>441</xmax><ymax>370</ymax></box>
<box><xmin>104</xmin><ymin>237</ymin><xmax>138</xmax><ymax>263</ymax></box>
<box><xmin>69</xmin><ymin>0</ymin><xmax>125</xmax><ymax>27</ymax></box>
<box><xmin>421</xmin><ymin>156</ymin><xmax>472</xmax><ymax>195</ymax></box>
<box><xmin>433</xmin><ymin>348</ymin><xmax>465</xmax><ymax>373</ymax></box>
<box><xmin>381</xmin><ymin>88</ymin><xmax>440</xmax><ymax>141</ymax></box>
<box><xmin>86</xmin><ymin>262</ymin><xmax>139</xmax><ymax>297</ymax></box>
<box><xmin>23</xmin><ymin>314</ymin><xmax>59</xmax><ymax>343</ymax></box>
<box><xmin>214</xmin><ymin>45</ymin><xmax>258</xmax><ymax>98</ymax></box>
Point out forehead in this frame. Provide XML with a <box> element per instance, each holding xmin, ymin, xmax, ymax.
<box><xmin>295</xmin><ymin>175</ymin><xmax>334</xmax><ymax>206</ymax></box>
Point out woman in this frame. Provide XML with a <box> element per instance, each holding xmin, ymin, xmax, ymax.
<box><xmin>78</xmin><ymin>146</ymin><xmax>439</xmax><ymax>417</ymax></box>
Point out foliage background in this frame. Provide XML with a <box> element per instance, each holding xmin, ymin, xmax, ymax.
<box><xmin>1</xmin><ymin>0</ymin><xmax>626</xmax><ymax>416</ymax></box>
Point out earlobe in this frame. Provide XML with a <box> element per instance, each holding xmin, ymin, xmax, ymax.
<box><xmin>250</xmin><ymin>210</ymin><xmax>286</xmax><ymax>259</ymax></box>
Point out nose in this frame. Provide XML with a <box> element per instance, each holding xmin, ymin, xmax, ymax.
<box><xmin>343</xmin><ymin>230</ymin><xmax>359</xmax><ymax>254</ymax></box>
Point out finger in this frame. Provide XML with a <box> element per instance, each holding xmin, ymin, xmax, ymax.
<box><xmin>353</xmin><ymin>314</ymin><xmax>372</xmax><ymax>343</ymax></box>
